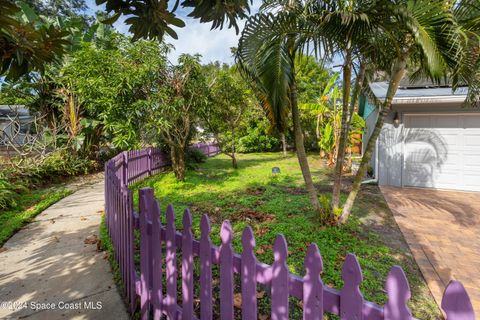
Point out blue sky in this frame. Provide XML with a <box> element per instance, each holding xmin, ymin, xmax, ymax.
<box><xmin>85</xmin><ymin>0</ymin><xmax>261</xmax><ymax>64</ymax></box>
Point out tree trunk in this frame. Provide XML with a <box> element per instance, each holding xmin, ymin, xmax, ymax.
<box><xmin>338</xmin><ymin>54</ymin><xmax>408</xmax><ymax>224</ymax></box>
<box><xmin>338</xmin><ymin>108</ymin><xmax>387</xmax><ymax>223</ymax></box>
<box><xmin>170</xmin><ymin>145</ymin><xmax>186</xmax><ymax>181</ymax></box>
<box><xmin>281</xmin><ymin>132</ymin><xmax>287</xmax><ymax>157</ymax></box>
<box><xmin>331</xmin><ymin>51</ymin><xmax>352</xmax><ymax>212</ymax></box>
<box><xmin>291</xmin><ymin>80</ymin><xmax>322</xmax><ymax>216</ymax></box>
<box><xmin>231</xmin><ymin>128</ymin><xmax>238</xmax><ymax>169</ymax></box>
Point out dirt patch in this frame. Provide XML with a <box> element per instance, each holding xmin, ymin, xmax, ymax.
<box><xmin>282</xmin><ymin>186</ymin><xmax>306</xmax><ymax>195</ymax></box>
<box><xmin>245</xmin><ymin>186</ymin><xmax>266</xmax><ymax>196</ymax></box>
<box><xmin>230</xmin><ymin>208</ymin><xmax>275</xmax><ymax>224</ymax></box>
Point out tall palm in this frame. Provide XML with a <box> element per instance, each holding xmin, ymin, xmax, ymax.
<box><xmin>339</xmin><ymin>0</ymin><xmax>471</xmax><ymax>223</ymax></box>
<box><xmin>236</xmin><ymin>4</ymin><xmax>327</xmax><ymax>218</ymax></box>
<box><xmin>304</xmin><ymin>0</ymin><xmax>398</xmax><ymax>214</ymax></box>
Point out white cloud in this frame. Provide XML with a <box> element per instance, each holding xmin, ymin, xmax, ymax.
<box><xmin>85</xmin><ymin>0</ymin><xmax>262</xmax><ymax>64</ymax></box>
<box><xmin>166</xmin><ymin>18</ymin><xmax>243</xmax><ymax>65</ymax></box>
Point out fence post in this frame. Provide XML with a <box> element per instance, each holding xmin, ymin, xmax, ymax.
<box><xmin>139</xmin><ymin>188</ymin><xmax>154</xmax><ymax>320</ymax></box>
<box><xmin>272</xmin><ymin>235</ymin><xmax>289</xmax><ymax>320</ymax></box>
<box><xmin>241</xmin><ymin>227</ymin><xmax>257</xmax><ymax>320</ymax></box>
<box><xmin>384</xmin><ymin>266</ymin><xmax>412</xmax><ymax>320</ymax></box>
<box><xmin>122</xmin><ymin>152</ymin><xmax>128</xmax><ymax>186</ymax></box>
<box><xmin>303</xmin><ymin>243</ymin><xmax>323</xmax><ymax>320</ymax></box>
<box><xmin>442</xmin><ymin>281</ymin><xmax>475</xmax><ymax>320</ymax></box>
<box><xmin>148</xmin><ymin>148</ymin><xmax>152</xmax><ymax>176</ymax></box>
<box><xmin>182</xmin><ymin>209</ymin><xmax>194</xmax><ymax>319</ymax></box>
<box><xmin>340</xmin><ymin>254</ymin><xmax>364</xmax><ymax>320</ymax></box>
<box><xmin>200</xmin><ymin>215</ymin><xmax>213</xmax><ymax>320</ymax></box>
<box><xmin>220</xmin><ymin>221</ymin><xmax>234</xmax><ymax>320</ymax></box>
<box><xmin>166</xmin><ymin>204</ymin><xmax>178</xmax><ymax>319</ymax></box>
<box><xmin>151</xmin><ymin>194</ymin><xmax>163</xmax><ymax>319</ymax></box>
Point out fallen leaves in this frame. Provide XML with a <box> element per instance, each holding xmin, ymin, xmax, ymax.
<box><xmin>84</xmin><ymin>234</ymin><xmax>98</xmax><ymax>245</ymax></box>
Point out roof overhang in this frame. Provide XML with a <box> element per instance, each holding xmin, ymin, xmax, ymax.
<box><xmin>392</xmin><ymin>95</ymin><xmax>466</xmax><ymax>105</ymax></box>
<box><xmin>369</xmin><ymin>82</ymin><xmax>468</xmax><ymax>105</ymax></box>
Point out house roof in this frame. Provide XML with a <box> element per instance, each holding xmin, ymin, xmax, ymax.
<box><xmin>0</xmin><ymin>105</ymin><xmax>29</xmax><ymax>118</ymax></box>
<box><xmin>369</xmin><ymin>81</ymin><xmax>468</xmax><ymax>104</ymax></box>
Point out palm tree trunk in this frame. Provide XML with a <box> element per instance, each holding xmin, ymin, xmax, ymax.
<box><xmin>338</xmin><ymin>55</ymin><xmax>408</xmax><ymax>224</ymax></box>
<box><xmin>291</xmin><ymin>80</ymin><xmax>322</xmax><ymax>214</ymax></box>
<box><xmin>331</xmin><ymin>51</ymin><xmax>352</xmax><ymax>212</ymax></box>
<box><xmin>281</xmin><ymin>132</ymin><xmax>287</xmax><ymax>157</ymax></box>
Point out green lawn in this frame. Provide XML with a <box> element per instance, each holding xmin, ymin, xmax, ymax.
<box><xmin>0</xmin><ymin>187</ymin><xmax>72</xmax><ymax>245</ymax></box>
<box><xmin>130</xmin><ymin>152</ymin><xmax>439</xmax><ymax>318</ymax></box>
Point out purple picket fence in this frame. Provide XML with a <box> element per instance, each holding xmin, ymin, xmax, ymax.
<box><xmin>104</xmin><ymin>145</ymin><xmax>475</xmax><ymax>320</ymax></box>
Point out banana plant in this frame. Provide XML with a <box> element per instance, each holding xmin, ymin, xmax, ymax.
<box><xmin>300</xmin><ymin>73</ymin><xmax>341</xmax><ymax>163</ymax></box>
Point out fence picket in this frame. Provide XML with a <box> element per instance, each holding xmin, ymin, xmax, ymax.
<box><xmin>151</xmin><ymin>197</ymin><xmax>163</xmax><ymax>320</ymax></box>
<box><xmin>303</xmin><ymin>243</ymin><xmax>323</xmax><ymax>320</ymax></box>
<box><xmin>200</xmin><ymin>215</ymin><xmax>213</xmax><ymax>320</ymax></box>
<box><xmin>166</xmin><ymin>204</ymin><xmax>178</xmax><ymax>319</ymax></box>
<box><xmin>182</xmin><ymin>209</ymin><xmax>194</xmax><ymax>319</ymax></box>
<box><xmin>441</xmin><ymin>280</ymin><xmax>475</xmax><ymax>320</ymax></box>
<box><xmin>139</xmin><ymin>188</ymin><xmax>153</xmax><ymax>320</ymax></box>
<box><xmin>384</xmin><ymin>266</ymin><xmax>412</xmax><ymax>320</ymax></box>
<box><xmin>241</xmin><ymin>226</ymin><xmax>257</xmax><ymax>320</ymax></box>
<box><xmin>340</xmin><ymin>254</ymin><xmax>364</xmax><ymax>320</ymax></box>
<box><xmin>272</xmin><ymin>235</ymin><xmax>289</xmax><ymax>320</ymax></box>
<box><xmin>128</xmin><ymin>189</ymin><xmax>136</xmax><ymax>313</ymax></box>
<box><xmin>220</xmin><ymin>220</ymin><xmax>234</xmax><ymax>320</ymax></box>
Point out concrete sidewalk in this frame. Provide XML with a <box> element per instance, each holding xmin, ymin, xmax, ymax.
<box><xmin>0</xmin><ymin>182</ymin><xmax>129</xmax><ymax>319</ymax></box>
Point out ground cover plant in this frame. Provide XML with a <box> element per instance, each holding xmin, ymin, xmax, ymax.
<box><xmin>129</xmin><ymin>153</ymin><xmax>440</xmax><ymax>319</ymax></box>
<box><xmin>0</xmin><ymin>187</ymin><xmax>72</xmax><ymax>245</ymax></box>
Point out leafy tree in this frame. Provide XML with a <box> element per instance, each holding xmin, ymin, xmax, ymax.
<box><xmin>61</xmin><ymin>36</ymin><xmax>169</xmax><ymax>151</ymax></box>
<box><xmin>202</xmin><ymin>65</ymin><xmax>252</xmax><ymax>168</ymax></box>
<box><xmin>145</xmin><ymin>54</ymin><xmax>209</xmax><ymax>181</ymax></box>
<box><xmin>22</xmin><ymin>0</ymin><xmax>88</xmax><ymax>20</ymax></box>
<box><xmin>97</xmin><ymin>0</ymin><xmax>250</xmax><ymax>40</ymax></box>
<box><xmin>295</xmin><ymin>55</ymin><xmax>331</xmax><ymax>105</ymax></box>
<box><xmin>0</xmin><ymin>0</ymin><xmax>70</xmax><ymax>80</ymax></box>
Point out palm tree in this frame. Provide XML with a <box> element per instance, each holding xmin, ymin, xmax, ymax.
<box><xmin>338</xmin><ymin>0</ymin><xmax>472</xmax><ymax>223</ymax></box>
<box><xmin>236</xmin><ymin>0</ymin><xmax>328</xmax><ymax>219</ymax></box>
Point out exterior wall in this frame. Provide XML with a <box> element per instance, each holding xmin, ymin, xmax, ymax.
<box><xmin>363</xmin><ymin>100</ymin><xmax>477</xmax><ymax>187</ymax></box>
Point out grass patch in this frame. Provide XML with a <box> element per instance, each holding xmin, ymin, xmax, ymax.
<box><xmin>129</xmin><ymin>152</ymin><xmax>440</xmax><ymax>318</ymax></box>
<box><xmin>0</xmin><ymin>188</ymin><xmax>72</xmax><ymax>245</ymax></box>
<box><xmin>99</xmin><ymin>214</ymin><xmax>124</xmax><ymax>291</ymax></box>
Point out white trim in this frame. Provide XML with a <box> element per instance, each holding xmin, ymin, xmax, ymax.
<box><xmin>403</xmin><ymin>112</ymin><xmax>480</xmax><ymax>116</ymax></box>
<box><xmin>392</xmin><ymin>96</ymin><xmax>466</xmax><ymax>104</ymax></box>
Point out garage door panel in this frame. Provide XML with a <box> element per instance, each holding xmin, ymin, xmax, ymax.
<box><xmin>406</xmin><ymin>115</ymin><xmax>431</xmax><ymax>128</ymax></box>
<box><xmin>464</xmin><ymin>174</ymin><xmax>480</xmax><ymax>189</ymax></box>
<box><xmin>464</xmin><ymin>134</ymin><xmax>480</xmax><ymax>147</ymax></box>
<box><xmin>433</xmin><ymin>115</ymin><xmax>460</xmax><ymax>128</ymax></box>
<box><xmin>464</xmin><ymin>154</ymin><xmax>480</xmax><ymax>168</ymax></box>
<box><xmin>403</xmin><ymin>113</ymin><xmax>480</xmax><ymax>192</ymax></box>
<box><xmin>464</xmin><ymin>115</ymin><xmax>480</xmax><ymax>128</ymax></box>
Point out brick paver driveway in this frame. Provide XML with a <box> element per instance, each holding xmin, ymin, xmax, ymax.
<box><xmin>381</xmin><ymin>186</ymin><xmax>480</xmax><ymax>316</ymax></box>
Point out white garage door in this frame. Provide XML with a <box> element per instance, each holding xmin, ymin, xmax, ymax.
<box><xmin>403</xmin><ymin>113</ymin><xmax>480</xmax><ymax>192</ymax></box>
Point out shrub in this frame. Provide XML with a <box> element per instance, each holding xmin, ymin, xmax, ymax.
<box><xmin>186</xmin><ymin>148</ymin><xmax>207</xmax><ymax>169</ymax></box>
<box><xmin>0</xmin><ymin>150</ymin><xmax>99</xmax><ymax>211</ymax></box>
<box><xmin>0</xmin><ymin>173</ymin><xmax>21</xmax><ymax>210</ymax></box>
<box><xmin>12</xmin><ymin>151</ymin><xmax>98</xmax><ymax>186</ymax></box>
<box><xmin>237</xmin><ymin>127</ymin><xmax>280</xmax><ymax>153</ymax></box>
